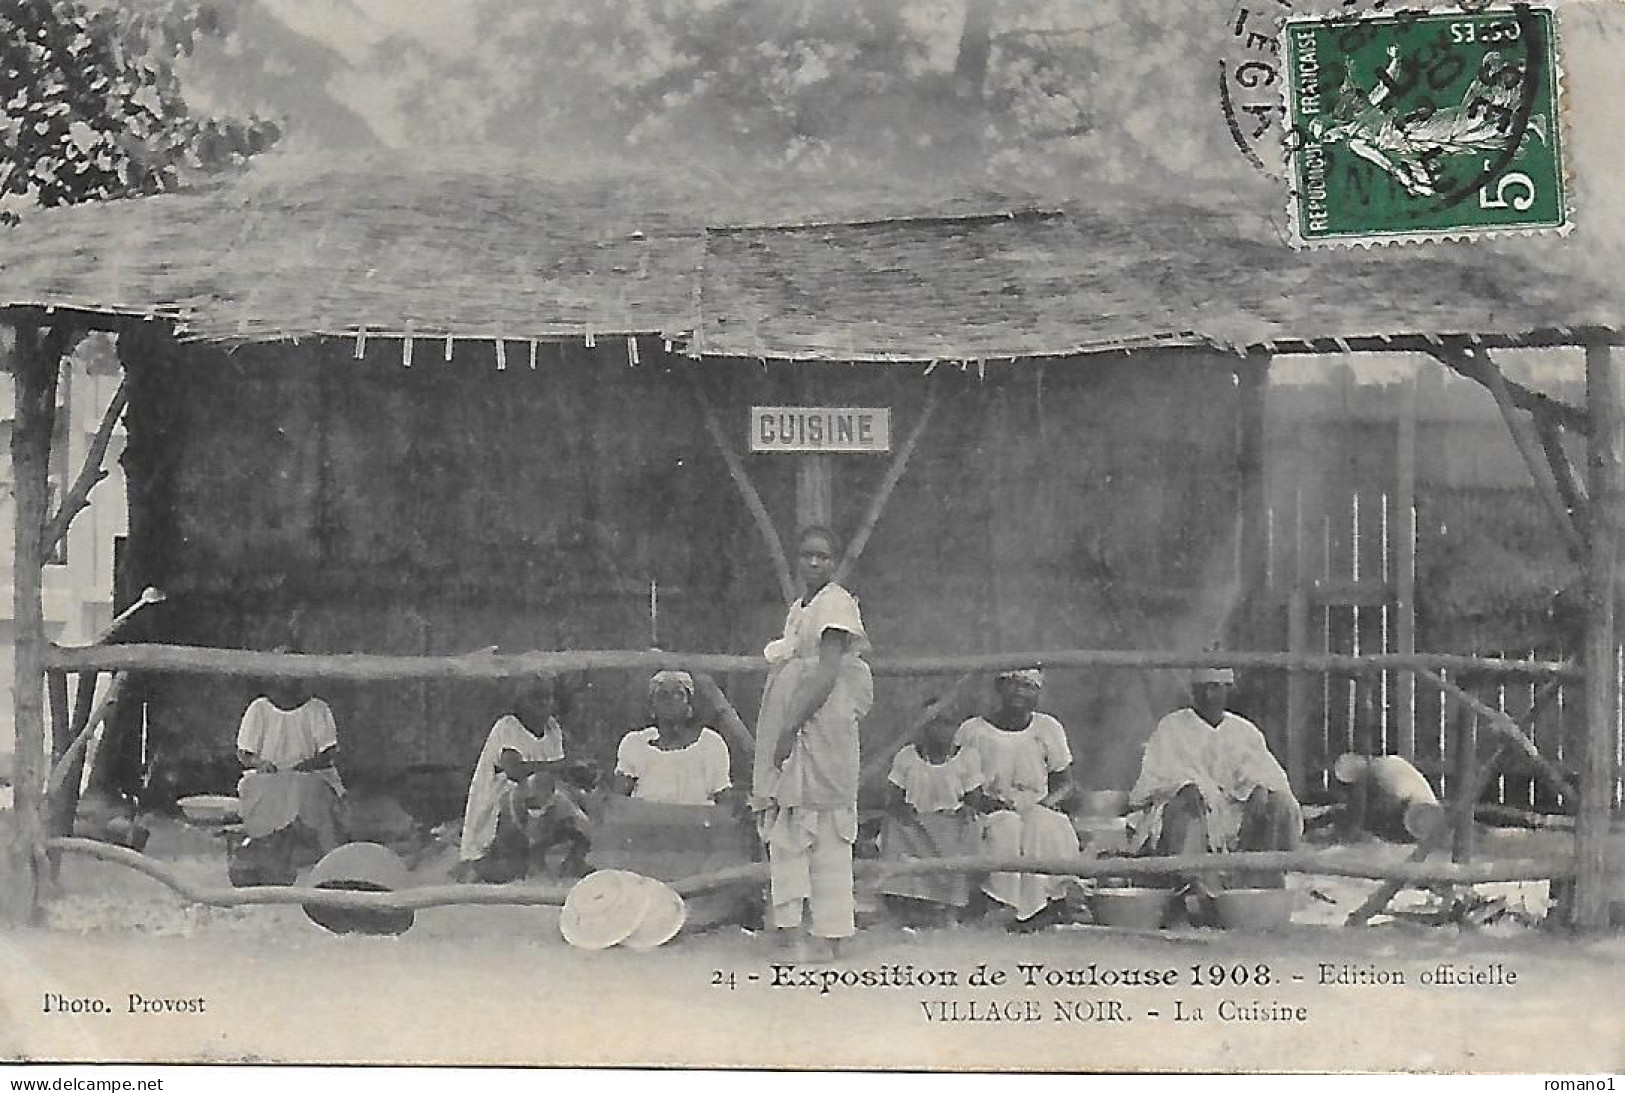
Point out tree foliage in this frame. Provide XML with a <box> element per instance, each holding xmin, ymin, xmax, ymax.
<box><xmin>0</xmin><ymin>0</ymin><xmax>279</xmax><ymax>224</ymax></box>
<box><xmin>355</xmin><ymin>0</ymin><xmax>1241</xmax><ymax>190</ymax></box>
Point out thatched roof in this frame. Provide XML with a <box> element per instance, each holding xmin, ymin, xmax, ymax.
<box><xmin>0</xmin><ymin>154</ymin><xmax>1620</xmax><ymax>360</ymax></box>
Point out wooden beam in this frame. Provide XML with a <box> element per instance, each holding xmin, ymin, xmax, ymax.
<box><xmin>835</xmin><ymin>374</ymin><xmax>943</xmax><ymax>585</ymax></box>
<box><xmin>1395</xmin><ymin>375</ymin><xmax>1418</xmax><ymax>761</ymax></box>
<box><xmin>43</xmin><ymin>642</ymin><xmax>1581</xmax><ymax>681</ymax></box>
<box><xmin>1535</xmin><ymin>413</ymin><xmax>1589</xmax><ymax>537</ymax></box>
<box><xmin>45</xmin><ymin>673</ymin><xmax>126</xmax><ymax>805</ymax></box>
<box><xmin>1420</xmin><ymin>667</ymin><xmax>1579</xmax><ymax>802</ymax></box>
<box><xmin>1417</xmin><ymin>338</ymin><xmax>1592</xmax><ymax>433</ymax></box>
<box><xmin>48</xmin><ymin>837</ymin><xmax>1574</xmax><ymax>914</ymax></box>
<box><xmin>1442</xmin><ymin>346</ymin><xmax>1586</xmax><ymax>560</ymax></box>
<box><xmin>1451</xmin><ymin>711</ymin><xmax>1479</xmax><ymax>864</ymax></box>
<box><xmin>1229</xmin><ymin>353</ymin><xmax>1271</xmax><ymax>649</ymax></box>
<box><xmin>1347</xmin><ymin>678</ymin><xmax>1563</xmax><ymax>925</ymax></box>
<box><xmin>686</xmin><ymin>374</ymin><xmax>796</xmax><ymax>603</ymax></box>
<box><xmin>2</xmin><ymin>320</ymin><xmax>68</xmax><ymax>925</ymax></box>
<box><xmin>44</xmin><ymin>672</ymin><xmax>126</xmax><ymax>882</ymax></box>
<box><xmin>1576</xmin><ymin>338</ymin><xmax>1622</xmax><ymax>930</ymax></box>
<box><xmin>46</xmin><ymin>670</ymin><xmax>70</xmax><ymax>763</ymax></box>
<box><xmin>40</xmin><ymin>375</ymin><xmax>127</xmax><ymax>558</ymax></box>
<box><xmin>1285</xmin><ymin>586</ymin><xmax>1310</xmax><ymax>794</ymax></box>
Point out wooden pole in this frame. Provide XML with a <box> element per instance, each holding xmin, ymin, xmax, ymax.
<box><xmin>1231</xmin><ymin>353</ymin><xmax>1271</xmax><ymax>650</ymax></box>
<box><xmin>1466</xmin><ymin>348</ymin><xmax>1586</xmax><ymax>559</ymax></box>
<box><xmin>1285</xmin><ymin>586</ymin><xmax>1310</xmax><ymax>793</ymax></box>
<box><xmin>48</xmin><ymin>836</ymin><xmax>1575</xmax><ymax>913</ymax></box>
<box><xmin>44</xmin><ymin>642</ymin><xmax>1579</xmax><ymax>681</ymax></box>
<box><xmin>2</xmin><ymin>320</ymin><xmax>66</xmax><ymax>925</ymax></box>
<box><xmin>40</xmin><ymin>376</ymin><xmax>126</xmax><ymax>559</ymax></box>
<box><xmin>1536</xmin><ymin>413</ymin><xmax>1589</xmax><ymax>537</ymax></box>
<box><xmin>1395</xmin><ymin>373</ymin><xmax>1418</xmax><ymax>761</ymax></box>
<box><xmin>834</xmin><ymin>375</ymin><xmax>942</xmax><ymax>585</ymax></box>
<box><xmin>791</xmin><ymin>368</ymin><xmax>832</xmax><ymax>536</ymax></box>
<box><xmin>1421</xmin><ymin>667</ymin><xmax>1579</xmax><ymax>802</ymax></box>
<box><xmin>687</xmin><ymin>375</ymin><xmax>796</xmax><ymax>603</ymax></box>
<box><xmin>1576</xmin><ymin>337</ymin><xmax>1621</xmax><ymax>930</ymax></box>
<box><xmin>46</xmin><ymin>670</ymin><xmax>70</xmax><ymax>763</ymax></box>
<box><xmin>1450</xmin><ymin>710</ymin><xmax>1478</xmax><ymax>864</ymax></box>
<box><xmin>44</xmin><ymin>672</ymin><xmax>124</xmax><ymax>884</ymax></box>
<box><xmin>1346</xmin><ymin>677</ymin><xmax>1562</xmax><ymax>925</ymax></box>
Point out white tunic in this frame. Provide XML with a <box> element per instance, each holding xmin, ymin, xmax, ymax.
<box><xmin>236</xmin><ymin>696</ymin><xmax>340</xmax><ymax>773</ymax></box>
<box><xmin>886</xmin><ymin>745</ymin><xmax>982</xmax><ymax>814</ymax></box>
<box><xmin>459</xmin><ymin>714</ymin><xmax>564</xmax><ymax>862</ymax></box>
<box><xmin>616</xmin><ymin>726</ymin><xmax>732</xmax><ymax>806</ymax></box>
<box><xmin>1127</xmin><ymin>707</ymin><xmax>1298</xmax><ymax>853</ymax></box>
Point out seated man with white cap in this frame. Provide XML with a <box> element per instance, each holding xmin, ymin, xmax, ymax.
<box><xmin>1127</xmin><ymin>666</ymin><xmax>1301</xmax><ymax>892</ymax></box>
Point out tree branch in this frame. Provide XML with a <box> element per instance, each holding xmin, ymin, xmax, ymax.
<box><xmin>41</xmin><ymin>375</ymin><xmax>127</xmax><ymax>558</ymax></box>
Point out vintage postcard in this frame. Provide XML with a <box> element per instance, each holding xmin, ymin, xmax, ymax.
<box><xmin>2</xmin><ymin>0</ymin><xmax>1624</xmax><ymax>1076</ymax></box>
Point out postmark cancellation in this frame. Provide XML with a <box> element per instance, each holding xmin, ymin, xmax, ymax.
<box><xmin>1281</xmin><ymin>5</ymin><xmax>1568</xmax><ymax>245</ymax></box>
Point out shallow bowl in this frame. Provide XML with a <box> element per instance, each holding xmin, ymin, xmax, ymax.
<box><xmin>1214</xmin><ymin>887</ymin><xmax>1295</xmax><ymax>931</ymax></box>
<box><xmin>1089</xmin><ymin>886</ymin><xmax>1174</xmax><ymax>930</ymax></box>
<box><xmin>1075</xmin><ymin>790</ymin><xmax>1131</xmax><ymax>818</ymax></box>
<box><xmin>176</xmin><ymin>794</ymin><xmax>240</xmax><ymax>824</ymax></box>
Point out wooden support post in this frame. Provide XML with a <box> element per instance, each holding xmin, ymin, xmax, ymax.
<box><xmin>835</xmin><ymin>376</ymin><xmax>942</xmax><ymax>585</ymax></box>
<box><xmin>1576</xmin><ymin>338</ymin><xmax>1621</xmax><ymax>930</ymax></box>
<box><xmin>44</xmin><ymin>672</ymin><xmax>123</xmax><ymax>884</ymax></box>
<box><xmin>1421</xmin><ymin>667</ymin><xmax>1579</xmax><ymax>802</ymax></box>
<box><xmin>3</xmin><ymin>319</ymin><xmax>66</xmax><ymax>925</ymax></box>
<box><xmin>1229</xmin><ymin>353</ymin><xmax>1271</xmax><ymax>651</ymax></box>
<box><xmin>1347</xmin><ymin>678</ymin><xmax>1561</xmax><ymax>925</ymax></box>
<box><xmin>1451</xmin><ymin>711</ymin><xmax>1478</xmax><ymax>864</ymax></box>
<box><xmin>1285</xmin><ymin>586</ymin><xmax>1310</xmax><ymax>794</ymax></box>
<box><xmin>1395</xmin><ymin>374</ymin><xmax>1418</xmax><ymax>762</ymax></box>
<box><xmin>687</xmin><ymin>374</ymin><xmax>796</xmax><ymax>604</ymax></box>
<box><xmin>1536</xmin><ymin>414</ymin><xmax>1589</xmax><ymax>536</ymax></box>
<box><xmin>1444</xmin><ymin>346</ymin><xmax>1586</xmax><ymax>559</ymax></box>
<box><xmin>792</xmin><ymin>368</ymin><xmax>831</xmax><ymax>535</ymax></box>
<box><xmin>40</xmin><ymin>376</ymin><xmax>127</xmax><ymax>559</ymax></box>
<box><xmin>47</xmin><ymin>670</ymin><xmax>70</xmax><ymax>763</ymax></box>
<box><xmin>796</xmin><ymin>455</ymin><xmax>832</xmax><ymax>532</ymax></box>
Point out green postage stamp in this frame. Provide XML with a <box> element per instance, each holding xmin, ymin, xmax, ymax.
<box><xmin>1283</xmin><ymin>5</ymin><xmax>1567</xmax><ymax>245</ymax></box>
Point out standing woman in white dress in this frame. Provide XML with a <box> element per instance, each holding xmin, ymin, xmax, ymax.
<box><xmin>751</xmin><ymin>526</ymin><xmax>873</xmax><ymax>959</ymax></box>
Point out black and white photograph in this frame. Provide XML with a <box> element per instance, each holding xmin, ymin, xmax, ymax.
<box><xmin>1</xmin><ymin>0</ymin><xmax>1623</xmax><ymax>1075</ymax></box>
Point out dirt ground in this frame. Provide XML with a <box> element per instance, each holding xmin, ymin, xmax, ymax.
<box><xmin>2</xmin><ymin>814</ymin><xmax>1622</xmax><ymax>1073</ymax></box>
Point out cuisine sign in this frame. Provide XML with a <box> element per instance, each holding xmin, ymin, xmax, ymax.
<box><xmin>749</xmin><ymin>406</ymin><xmax>891</xmax><ymax>453</ymax></box>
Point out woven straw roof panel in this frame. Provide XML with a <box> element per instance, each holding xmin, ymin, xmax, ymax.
<box><xmin>1</xmin><ymin>155</ymin><xmax>1620</xmax><ymax>358</ymax></box>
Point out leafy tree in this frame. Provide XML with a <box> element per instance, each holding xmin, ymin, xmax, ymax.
<box><xmin>0</xmin><ymin>0</ymin><xmax>280</xmax><ymax>225</ymax></box>
<box><xmin>354</xmin><ymin>0</ymin><xmax>1244</xmax><ymax>192</ymax></box>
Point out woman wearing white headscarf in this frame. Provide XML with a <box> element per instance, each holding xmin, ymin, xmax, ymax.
<box><xmin>614</xmin><ymin>670</ymin><xmax>732</xmax><ymax>806</ymax></box>
<box><xmin>953</xmin><ymin>668</ymin><xmax>1081</xmax><ymax>927</ymax></box>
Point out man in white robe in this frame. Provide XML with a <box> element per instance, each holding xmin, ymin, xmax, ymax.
<box><xmin>1127</xmin><ymin>667</ymin><xmax>1301</xmax><ymax>891</ymax></box>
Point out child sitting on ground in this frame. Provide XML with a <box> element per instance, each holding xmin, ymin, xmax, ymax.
<box><xmin>877</xmin><ymin>703</ymin><xmax>984</xmax><ymax>926</ymax></box>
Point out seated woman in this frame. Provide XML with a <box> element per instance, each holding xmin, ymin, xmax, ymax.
<box><xmin>613</xmin><ymin>670</ymin><xmax>732</xmax><ymax>805</ymax></box>
<box><xmin>592</xmin><ymin>670</ymin><xmax>756</xmax><ymax>928</ymax></box>
<box><xmin>232</xmin><ymin>680</ymin><xmax>347</xmax><ymax>884</ymax></box>
<box><xmin>877</xmin><ymin>702</ymin><xmax>983</xmax><ymax>925</ymax></box>
<box><xmin>459</xmin><ymin>678</ymin><xmax>595</xmax><ymax>883</ymax></box>
<box><xmin>953</xmin><ymin>668</ymin><xmax>1082</xmax><ymax>929</ymax></box>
